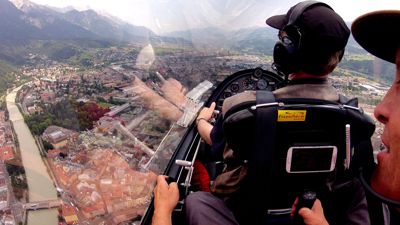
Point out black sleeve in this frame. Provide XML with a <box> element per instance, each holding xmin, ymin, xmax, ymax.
<box><xmin>209</xmin><ymin>115</ymin><xmax>226</xmax><ymax>161</ymax></box>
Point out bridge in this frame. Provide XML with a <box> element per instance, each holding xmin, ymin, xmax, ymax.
<box><xmin>105</xmin><ymin>103</ymin><xmax>130</xmax><ymax>117</ymax></box>
<box><xmin>104</xmin><ymin>96</ymin><xmax>141</xmax><ymax>117</ymax></box>
<box><xmin>24</xmin><ymin>199</ymin><xmax>62</xmax><ymax>210</ymax></box>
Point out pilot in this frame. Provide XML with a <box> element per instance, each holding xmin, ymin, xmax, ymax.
<box><xmin>187</xmin><ymin>1</ymin><xmax>370</xmax><ymax>225</ymax></box>
<box><xmin>195</xmin><ymin>0</ymin><xmax>353</xmax><ymax>166</ymax></box>
<box><xmin>298</xmin><ymin>10</ymin><xmax>400</xmax><ymax>225</ymax></box>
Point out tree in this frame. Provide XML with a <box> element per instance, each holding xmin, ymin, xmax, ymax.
<box><xmin>43</xmin><ymin>140</ymin><xmax>54</xmax><ymax>151</ymax></box>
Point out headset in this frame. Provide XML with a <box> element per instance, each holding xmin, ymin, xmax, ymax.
<box><xmin>273</xmin><ymin>1</ymin><xmax>333</xmax><ymax>76</ymax></box>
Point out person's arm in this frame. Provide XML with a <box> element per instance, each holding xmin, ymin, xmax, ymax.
<box><xmin>152</xmin><ymin>175</ymin><xmax>179</xmax><ymax>225</ymax></box>
<box><xmin>292</xmin><ymin>198</ymin><xmax>329</xmax><ymax>225</ymax></box>
<box><xmin>196</xmin><ymin>102</ymin><xmax>216</xmax><ymax>145</ymax></box>
<box><xmin>343</xmin><ymin>180</ymin><xmax>371</xmax><ymax>225</ymax></box>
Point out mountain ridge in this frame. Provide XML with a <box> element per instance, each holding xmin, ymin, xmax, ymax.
<box><xmin>7</xmin><ymin>0</ymin><xmax>156</xmax><ymax>43</ymax></box>
<box><xmin>0</xmin><ymin>0</ymin><xmax>394</xmax><ymax>84</ymax></box>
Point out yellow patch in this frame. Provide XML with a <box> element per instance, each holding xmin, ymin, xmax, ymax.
<box><xmin>277</xmin><ymin>110</ymin><xmax>306</xmax><ymax>122</ymax></box>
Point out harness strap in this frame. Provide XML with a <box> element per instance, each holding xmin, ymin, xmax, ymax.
<box><xmin>247</xmin><ymin>91</ymin><xmax>277</xmax><ymax>222</ymax></box>
<box><xmin>358</xmin><ymin>140</ymin><xmax>386</xmax><ymax>225</ymax></box>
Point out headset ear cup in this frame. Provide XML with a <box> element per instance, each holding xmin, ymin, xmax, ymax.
<box><xmin>273</xmin><ymin>39</ymin><xmax>299</xmax><ymax>75</ymax></box>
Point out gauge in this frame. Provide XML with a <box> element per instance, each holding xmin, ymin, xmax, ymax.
<box><xmin>253</xmin><ymin>68</ymin><xmax>262</xmax><ymax>79</ymax></box>
<box><xmin>230</xmin><ymin>83</ymin><xmax>240</xmax><ymax>92</ymax></box>
<box><xmin>257</xmin><ymin>79</ymin><xmax>268</xmax><ymax>90</ymax></box>
<box><xmin>223</xmin><ymin>91</ymin><xmax>233</xmax><ymax>99</ymax></box>
<box><xmin>241</xmin><ymin>78</ymin><xmax>254</xmax><ymax>90</ymax></box>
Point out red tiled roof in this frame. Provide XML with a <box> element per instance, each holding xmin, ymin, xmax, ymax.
<box><xmin>0</xmin><ymin>146</ymin><xmax>14</xmax><ymax>161</ymax></box>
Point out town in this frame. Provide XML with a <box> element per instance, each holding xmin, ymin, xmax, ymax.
<box><xmin>0</xmin><ymin>44</ymin><xmax>389</xmax><ymax>224</ymax></box>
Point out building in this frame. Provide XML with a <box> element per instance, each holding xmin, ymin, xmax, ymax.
<box><xmin>0</xmin><ymin>147</ymin><xmax>14</xmax><ymax>162</ymax></box>
<box><xmin>40</xmin><ymin>91</ymin><xmax>56</xmax><ymax>103</ymax></box>
<box><xmin>42</xmin><ymin>126</ymin><xmax>79</xmax><ymax>149</ymax></box>
<box><xmin>61</xmin><ymin>204</ymin><xmax>79</xmax><ymax>225</ymax></box>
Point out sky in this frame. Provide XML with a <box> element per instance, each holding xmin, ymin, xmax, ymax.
<box><xmin>28</xmin><ymin>0</ymin><xmax>400</xmax><ymax>34</ymax></box>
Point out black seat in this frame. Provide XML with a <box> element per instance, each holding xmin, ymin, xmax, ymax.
<box><xmin>221</xmin><ymin>91</ymin><xmax>376</xmax><ymax>224</ymax></box>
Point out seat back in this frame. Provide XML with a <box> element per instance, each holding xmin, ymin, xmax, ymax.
<box><xmin>222</xmin><ymin>91</ymin><xmax>375</xmax><ymax>223</ymax></box>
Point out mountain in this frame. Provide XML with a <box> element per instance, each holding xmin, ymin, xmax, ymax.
<box><xmin>165</xmin><ymin>25</ymin><xmax>370</xmax><ymax>56</ymax></box>
<box><xmin>165</xmin><ymin>27</ymin><xmax>232</xmax><ymax>49</ymax></box>
<box><xmin>2</xmin><ymin>0</ymin><xmax>97</xmax><ymax>41</ymax></box>
<box><xmin>0</xmin><ymin>0</ymin><xmax>40</xmax><ymax>41</ymax></box>
<box><xmin>165</xmin><ymin>26</ymin><xmax>277</xmax><ymax>53</ymax></box>
<box><xmin>1</xmin><ymin>0</ymin><xmax>393</xmax><ymax>83</ymax></box>
<box><xmin>229</xmin><ymin>27</ymin><xmax>277</xmax><ymax>55</ymax></box>
<box><xmin>0</xmin><ymin>0</ymin><xmax>176</xmax><ymax>66</ymax></box>
<box><xmin>0</xmin><ymin>60</ymin><xmax>18</xmax><ymax>94</ymax></box>
<box><xmin>166</xmin><ymin>25</ymin><xmax>394</xmax><ymax>84</ymax></box>
<box><xmin>62</xmin><ymin>9</ymin><xmax>154</xmax><ymax>43</ymax></box>
<box><xmin>9</xmin><ymin>0</ymin><xmax>156</xmax><ymax>43</ymax></box>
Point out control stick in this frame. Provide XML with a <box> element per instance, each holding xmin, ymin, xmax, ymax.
<box><xmin>293</xmin><ymin>190</ymin><xmax>317</xmax><ymax>225</ymax></box>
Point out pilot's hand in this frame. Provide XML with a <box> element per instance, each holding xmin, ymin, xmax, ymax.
<box><xmin>153</xmin><ymin>175</ymin><xmax>179</xmax><ymax>218</ymax></box>
<box><xmin>197</xmin><ymin>102</ymin><xmax>216</xmax><ymax>122</ymax></box>
<box><xmin>291</xmin><ymin>198</ymin><xmax>329</xmax><ymax>225</ymax></box>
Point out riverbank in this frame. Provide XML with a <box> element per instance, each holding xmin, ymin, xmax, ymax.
<box><xmin>6</xmin><ymin>86</ymin><xmax>58</xmax><ymax>225</ymax></box>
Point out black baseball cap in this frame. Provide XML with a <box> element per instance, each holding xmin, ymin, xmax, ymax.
<box><xmin>352</xmin><ymin>10</ymin><xmax>400</xmax><ymax>64</ymax></box>
<box><xmin>266</xmin><ymin>1</ymin><xmax>350</xmax><ymax>54</ymax></box>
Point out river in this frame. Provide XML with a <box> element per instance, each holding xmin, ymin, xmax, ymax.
<box><xmin>6</xmin><ymin>86</ymin><xmax>58</xmax><ymax>225</ymax></box>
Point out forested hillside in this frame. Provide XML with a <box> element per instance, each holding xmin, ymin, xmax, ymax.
<box><xmin>0</xmin><ymin>61</ymin><xmax>18</xmax><ymax>94</ymax></box>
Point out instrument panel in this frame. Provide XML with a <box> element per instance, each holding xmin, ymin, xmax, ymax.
<box><xmin>206</xmin><ymin>67</ymin><xmax>286</xmax><ymax>110</ymax></box>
